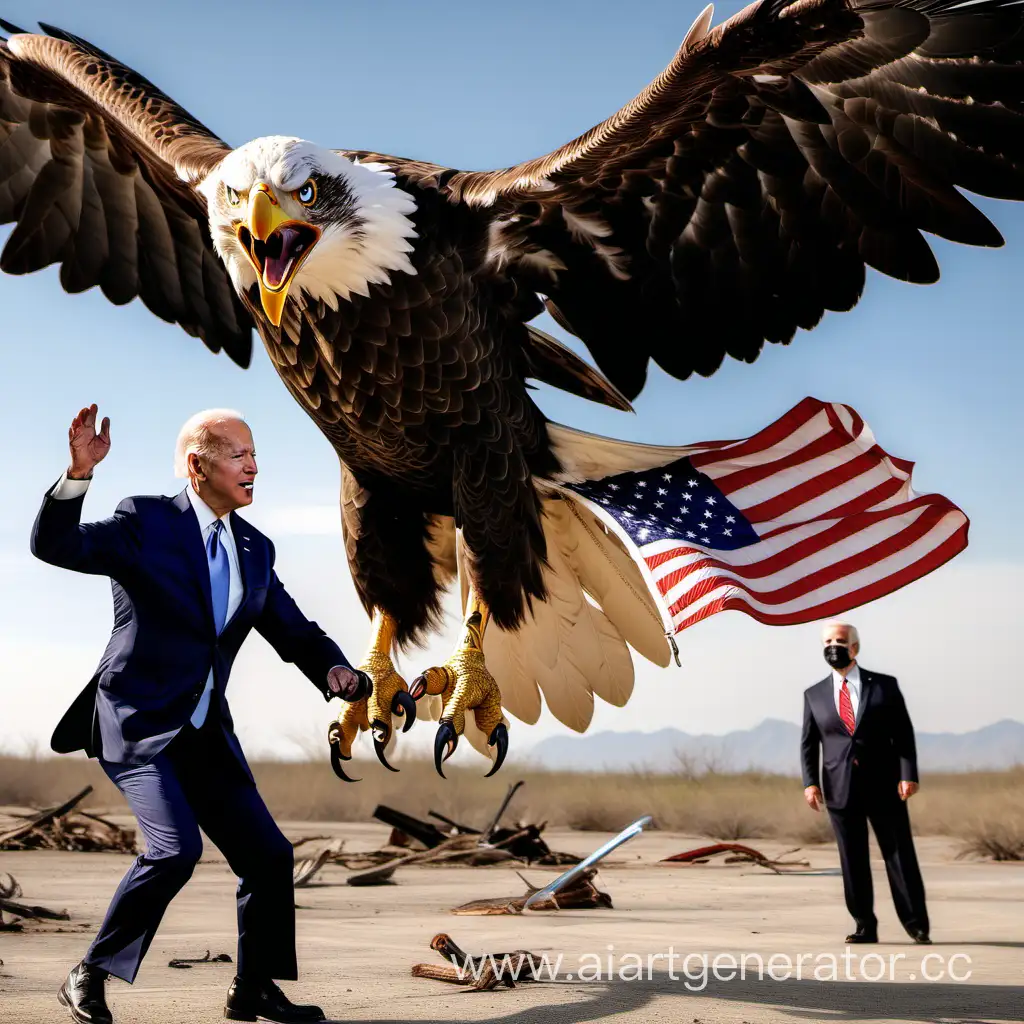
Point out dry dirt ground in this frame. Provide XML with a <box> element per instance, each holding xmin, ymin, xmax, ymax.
<box><xmin>1</xmin><ymin>821</ymin><xmax>1021</xmax><ymax>1024</ymax></box>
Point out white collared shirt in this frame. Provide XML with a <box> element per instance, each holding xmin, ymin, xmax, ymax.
<box><xmin>832</xmin><ymin>663</ymin><xmax>862</xmax><ymax>720</ymax></box>
<box><xmin>52</xmin><ymin>471</ymin><xmax>244</xmax><ymax>726</ymax></box>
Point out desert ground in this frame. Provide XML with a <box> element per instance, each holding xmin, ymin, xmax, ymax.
<box><xmin>2</xmin><ymin>815</ymin><xmax>1022</xmax><ymax>1024</ymax></box>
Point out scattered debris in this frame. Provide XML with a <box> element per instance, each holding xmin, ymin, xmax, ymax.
<box><xmin>0</xmin><ymin>874</ymin><xmax>70</xmax><ymax>931</ymax></box>
<box><xmin>412</xmin><ymin>933</ymin><xmax>546</xmax><ymax>990</ymax></box>
<box><xmin>0</xmin><ymin>787</ymin><xmax>136</xmax><ymax>854</ymax></box>
<box><xmin>374</xmin><ymin>780</ymin><xmax>580</xmax><ymax>866</ymax></box>
<box><xmin>168</xmin><ymin>951</ymin><xmax>233</xmax><ymax>969</ymax></box>
<box><xmin>451</xmin><ymin>867</ymin><xmax>612</xmax><ymax>915</ymax></box>
<box><xmin>291</xmin><ymin>781</ymin><xmax>579</xmax><ymax>889</ymax></box>
<box><xmin>661</xmin><ymin>843</ymin><xmax>810</xmax><ymax>873</ymax></box>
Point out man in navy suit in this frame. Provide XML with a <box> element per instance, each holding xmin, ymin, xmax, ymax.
<box><xmin>32</xmin><ymin>404</ymin><xmax>368</xmax><ymax>1024</ymax></box>
<box><xmin>801</xmin><ymin>621</ymin><xmax>930</xmax><ymax>946</ymax></box>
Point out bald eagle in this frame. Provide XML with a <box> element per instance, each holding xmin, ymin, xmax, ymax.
<box><xmin>2</xmin><ymin>0</ymin><xmax>1023</xmax><ymax>776</ymax></box>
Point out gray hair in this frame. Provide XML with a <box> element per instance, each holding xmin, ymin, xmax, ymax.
<box><xmin>821</xmin><ymin>620</ymin><xmax>860</xmax><ymax>647</ymax></box>
<box><xmin>174</xmin><ymin>408</ymin><xmax>247</xmax><ymax>477</ymax></box>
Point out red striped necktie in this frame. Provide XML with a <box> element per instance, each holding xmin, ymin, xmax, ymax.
<box><xmin>839</xmin><ymin>679</ymin><xmax>856</xmax><ymax>734</ymax></box>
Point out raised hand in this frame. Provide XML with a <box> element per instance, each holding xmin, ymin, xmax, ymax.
<box><xmin>68</xmin><ymin>404</ymin><xmax>111</xmax><ymax>480</ymax></box>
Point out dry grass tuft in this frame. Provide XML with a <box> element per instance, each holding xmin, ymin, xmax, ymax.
<box><xmin>1</xmin><ymin>755</ymin><xmax>1020</xmax><ymax>853</ymax></box>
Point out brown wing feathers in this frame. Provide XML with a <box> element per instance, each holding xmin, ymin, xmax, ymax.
<box><xmin>0</xmin><ymin>20</ymin><xmax>251</xmax><ymax>364</ymax></box>
<box><xmin>442</xmin><ymin>0</ymin><xmax>1024</xmax><ymax>399</ymax></box>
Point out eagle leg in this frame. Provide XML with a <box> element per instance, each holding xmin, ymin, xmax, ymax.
<box><xmin>329</xmin><ymin>610</ymin><xmax>415</xmax><ymax>777</ymax></box>
<box><xmin>409</xmin><ymin>591</ymin><xmax>507</xmax><ymax>778</ymax></box>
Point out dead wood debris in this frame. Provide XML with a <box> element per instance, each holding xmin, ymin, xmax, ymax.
<box><xmin>168</xmin><ymin>951</ymin><xmax>233</xmax><ymax>969</ymax></box>
<box><xmin>0</xmin><ymin>874</ymin><xmax>70</xmax><ymax>931</ymax></box>
<box><xmin>451</xmin><ymin>866</ymin><xmax>612</xmax><ymax>915</ymax></box>
<box><xmin>292</xmin><ymin>781</ymin><xmax>579</xmax><ymax>888</ymax></box>
<box><xmin>412</xmin><ymin>933</ymin><xmax>547</xmax><ymax>990</ymax></box>
<box><xmin>0</xmin><ymin>787</ymin><xmax>136</xmax><ymax>854</ymax></box>
<box><xmin>660</xmin><ymin>842</ymin><xmax>810</xmax><ymax>872</ymax></box>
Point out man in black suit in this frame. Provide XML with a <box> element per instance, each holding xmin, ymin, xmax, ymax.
<box><xmin>801</xmin><ymin>621</ymin><xmax>930</xmax><ymax>945</ymax></box>
<box><xmin>32</xmin><ymin>404</ymin><xmax>371</xmax><ymax>1024</ymax></box>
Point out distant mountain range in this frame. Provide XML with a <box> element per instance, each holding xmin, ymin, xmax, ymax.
<box><xmin>524</xmin><ymin>719</ymin><xmax>1024</xmax><ymax>774</ymax></box>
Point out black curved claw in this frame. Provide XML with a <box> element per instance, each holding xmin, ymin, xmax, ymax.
<box><xmin>327</xmin><ymin>722</ymin><xmax>360</xmax><ymax>783</ymax></box>
<box><xmin>408</xmin><ymin>674</ymin><xmax>427</xmax><ymax>701</ymax></box>
<box><xmin>434</xmin><ymin>721</ymin><xmax>459</xmax><ymax>779</ymax></box>
<box><xmin>391</xmin><ymin>689</ymin><xmax>417</xmax><ymax>732</ymax></box>
<box><xmin>372</xmin><ymin>729</ymin><xmax>400</xmax><ymax>773</ymax></box>
<box><xmin>485</xmin><ymin>722</ymin><xmax>509</xmax><ymax>778</ymax></box>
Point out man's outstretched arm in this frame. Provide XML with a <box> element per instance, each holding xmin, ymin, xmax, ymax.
<box><xmin>30</xmin><ymin>404</ymin><xmax>140</xmax><ymax>575</ymax></box>
<box><xmin>254</xmin><ymin>546</ymin><xmax>368</xmax><ymax>702</ymax></box>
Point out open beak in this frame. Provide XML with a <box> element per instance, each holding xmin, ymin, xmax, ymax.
<box><xmin>235</xmin><ymin>182</ymin><xmax>320</xmax><ymax>326</ymax></box>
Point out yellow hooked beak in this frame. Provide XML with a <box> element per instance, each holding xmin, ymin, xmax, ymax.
<box><xmin>236</xmin><ymin>182</ymin><xmax>320</xmax><ymax>327</ymax></box>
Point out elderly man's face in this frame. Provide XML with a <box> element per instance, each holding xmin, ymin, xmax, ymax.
<box><xmin>197</xmin><ymin>420</ymin><xmax>257</xmax><ymax>511</ymax></box>
<box><xmin>821</xmin><ymin>624</ymin><xmax>859</xmax><ymax>669</ymax></box>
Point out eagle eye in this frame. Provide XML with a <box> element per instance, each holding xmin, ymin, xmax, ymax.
<box><xmin>295</xmin><ymin>179</ymin><xmax>317</xmax><ymax>206</ymax></box>
<box><xmin>225</xmin><ymin>184</ymin><xmax>241</xmax><ymax>207</ymax></box>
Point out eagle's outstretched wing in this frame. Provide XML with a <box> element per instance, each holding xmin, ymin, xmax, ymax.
<box><xmin>396</xmin><ymin>0</ymin><xmax>1024</xmax><ymax>399</ymax></box>
<box><xmin>0</xmin><ymin>21</ymin><xmax>251</xmax><ymax>363</ymax></box>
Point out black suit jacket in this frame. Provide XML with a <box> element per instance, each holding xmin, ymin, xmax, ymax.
<box><xmin>801</xmin><ymin>668</ymin><xmax>919</xmax><ymax>810</ymax></box>
<box><xmin>32</xmin><ymin>484</ymin><xmax>350</xmax><ymax>768</ymax></box>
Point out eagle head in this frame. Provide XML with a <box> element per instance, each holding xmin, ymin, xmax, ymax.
<box><xmin>198</xmin><ymin>137</ymin><xmax>418</xmax><ymax>325</ymax></box>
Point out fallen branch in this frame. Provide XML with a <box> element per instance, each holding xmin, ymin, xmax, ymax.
<box><xmin>412</xmin><ymin>933</ymin><xmax>546</xmax><ymax>990</ymax></box>
<box><xmin>0</xmin><ymin>874</ymin><xmax>70</xmax><ymax>923</ymax></box>
<box><xmin>168</xmin><ymin>951</ymin><xmax>233</xmax><ymax>969</ymax></box>
<box><xmin>661</xmin><ymin>843</ymin><xmax>810</xmax><ymax>872</ymax></box>
<box><xmin>0</xmin><ymin>788</ymin><xmax>136</xmax><ymax>854</ymax></box>
<box><xmin>451</xmin><ymin>867</ymin><xmax>612</xmax><ymax>915</ymax></box>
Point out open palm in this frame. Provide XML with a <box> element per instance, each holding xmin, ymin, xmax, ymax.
<box><xmin>68</xmin><ymin>404</ymin><xmax>111</xmax><ymax>478</ymax></box>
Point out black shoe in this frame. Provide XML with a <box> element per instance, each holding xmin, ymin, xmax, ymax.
<box><xmin>57</xmin><ymin>962</ymin><xmax>113</xmax><ymax>1024</ymax></box>
<box><xmin>845</xmin><ymin>928</ymin><xmax>878</xmax><ymax>944</ymax></box>
<box><xmin>224</xmin><ymin>977</ymin><xmax>325</xmax><ymax>1023</ymax></box>
<box><xmin>908</xmin><ymin>928</ymin><xmax>932</xmax><ymax>944</ymax></box>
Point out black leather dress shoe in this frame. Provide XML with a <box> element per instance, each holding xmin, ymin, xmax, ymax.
<box><xmin>57</xmin><ymin>962</ymin><xmax>113</xmax><ymax>1024</ymax></box>
<box><xmin>224</xmin><ymin>977</ymin><xmax>325</xmax><ymax>1023</ymax></box>
<box><xmin>908</xmin><ymin>928</ymin><xmax>932</xmax><ymax>944</ymax></box>
<box><xmin>845</xmin><ymin>928</ymin><xmax>878</xmax><ymax>944</ymax></box>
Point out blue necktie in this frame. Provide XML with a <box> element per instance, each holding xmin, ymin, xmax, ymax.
<box><xmin>207</xmin><ymin>519</ymin><xmax>230</xmax><ymax>635</ymax></box>
<box><xmin>191</xmin><ymin>520</ymin><xmax>230</xmax><ymax>729</ymax></box>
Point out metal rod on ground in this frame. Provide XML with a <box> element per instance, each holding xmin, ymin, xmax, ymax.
<box><xmin>522</xmin><ymin>815</ymin><xmax>653</xmax><ymax>910</ymax></box>
<box><xmin>480</xmin><ymin>780</ymin><xmax>524</xmax><ymax>843</ymax></box>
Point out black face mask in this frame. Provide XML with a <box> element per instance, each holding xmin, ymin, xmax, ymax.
<box><xmin>824</xmin><ymin>645</ymin><xmax>853</xmax><ymax>670</ymax></box>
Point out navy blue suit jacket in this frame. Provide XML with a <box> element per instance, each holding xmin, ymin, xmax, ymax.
<box><xmin>31</xmin><ymin>483</ymin><xmax>350</xmax><ymax>768</ymax></box>
<box><xmin>800</xmin><ymin>669</ymin><xmax>919</xmax><ymax>810</ymax></box>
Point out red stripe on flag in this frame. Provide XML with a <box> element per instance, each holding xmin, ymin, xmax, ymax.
<box><xmin>663</xmin><ymin>504</ymin><xmax>957</xmax><ymax>617</ymax></box>
<box><xmin>690</xmin><ymin>397</ymin><xmax>825</xmax><ymax>470</ymax></box>
<box><xmin>648</xmin><ymin>496</ymin><xmax>960</xmax><ymax>592</ymax></box>
<box><xmin>710</xmin><ymin>427</ymin><xmax>852</xmax><ymax>495</ymax></box>
<box><xmin>741</xmin><ymin>448</ymin><xmax>887</xmax><ymax>524</ymax></box>
<box><xmin>670</xmin><ymin>522</ymin><xmax>968</xmax><ymax>631</ymax></box>
<box><xmin>758</xmin><ymin>476</ymin><xmax>909</xmax><ymax>540</ymax></box>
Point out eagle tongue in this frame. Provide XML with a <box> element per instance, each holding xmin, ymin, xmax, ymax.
<box><xmin>263</xmin><ymin>225</ymin><xmax>302</xmax><ymax>289</ymax></box>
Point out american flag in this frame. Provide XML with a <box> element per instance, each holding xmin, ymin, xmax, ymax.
<box><xmin>567</xmin><ymin>398</ymin><xmax>968</xmax><ymax>633</ymax></box>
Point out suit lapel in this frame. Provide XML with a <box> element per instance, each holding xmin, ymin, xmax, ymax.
<box><xmin>224</xmin><ymin>511</ymin><xmax>255</xmax><ymax>630</ymax></box>
<box><xmin>815</xmin><ymin>677</ymin><xmax>843</xmax><ymax>731</ymax></box>
<box><xmin>854</xmin><ymin>669</ymin><xmax>873</xmax><ymax>731</ymax></box>
<box><xmin>173</xmin><ymin>490</ymin><xmax>214</xmax><ymax>630</ymax></box>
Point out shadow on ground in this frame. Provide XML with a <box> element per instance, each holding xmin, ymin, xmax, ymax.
<box><xmin>330</xmin><ymin>972</ymin><xmax>1024</xmax><ymax>1024</ymax></box>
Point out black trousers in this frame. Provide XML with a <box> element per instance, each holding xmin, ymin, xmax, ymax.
<box><xmin>828</xmin><ymin>773</ymin><xmax>929</xmax><ymax>935</ymax></box>
<box><xmin>85</xmin><ymin>717</ymin><xmax>296</xmax><ymax>983</ymax></box>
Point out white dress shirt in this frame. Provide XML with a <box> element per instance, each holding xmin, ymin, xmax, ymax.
<box><xmin>51</xmin><ymin>471</ymin><xmax>243</xmax><ymax>727</ymax></box>
<box><xmin>832</xmin><ymin>663</ymin><xmax>862</xmax><ymax>720</ymax></box>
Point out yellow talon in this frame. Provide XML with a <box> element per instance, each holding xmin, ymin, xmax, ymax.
<box><xmin>411</xmin><ymin>593</ymin><xmax>508</xmax><ymax>778</ymax></box>
<box><xmin>327</xmin><ymin>611</ymin><xmax>415</xmax><ymax>780</ymax></box>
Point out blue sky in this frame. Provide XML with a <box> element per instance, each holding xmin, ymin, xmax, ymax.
<box><xmin>1</xmin><ymin>1</ymin><xmax>1021</xmax><ymax>762</ymax></box>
